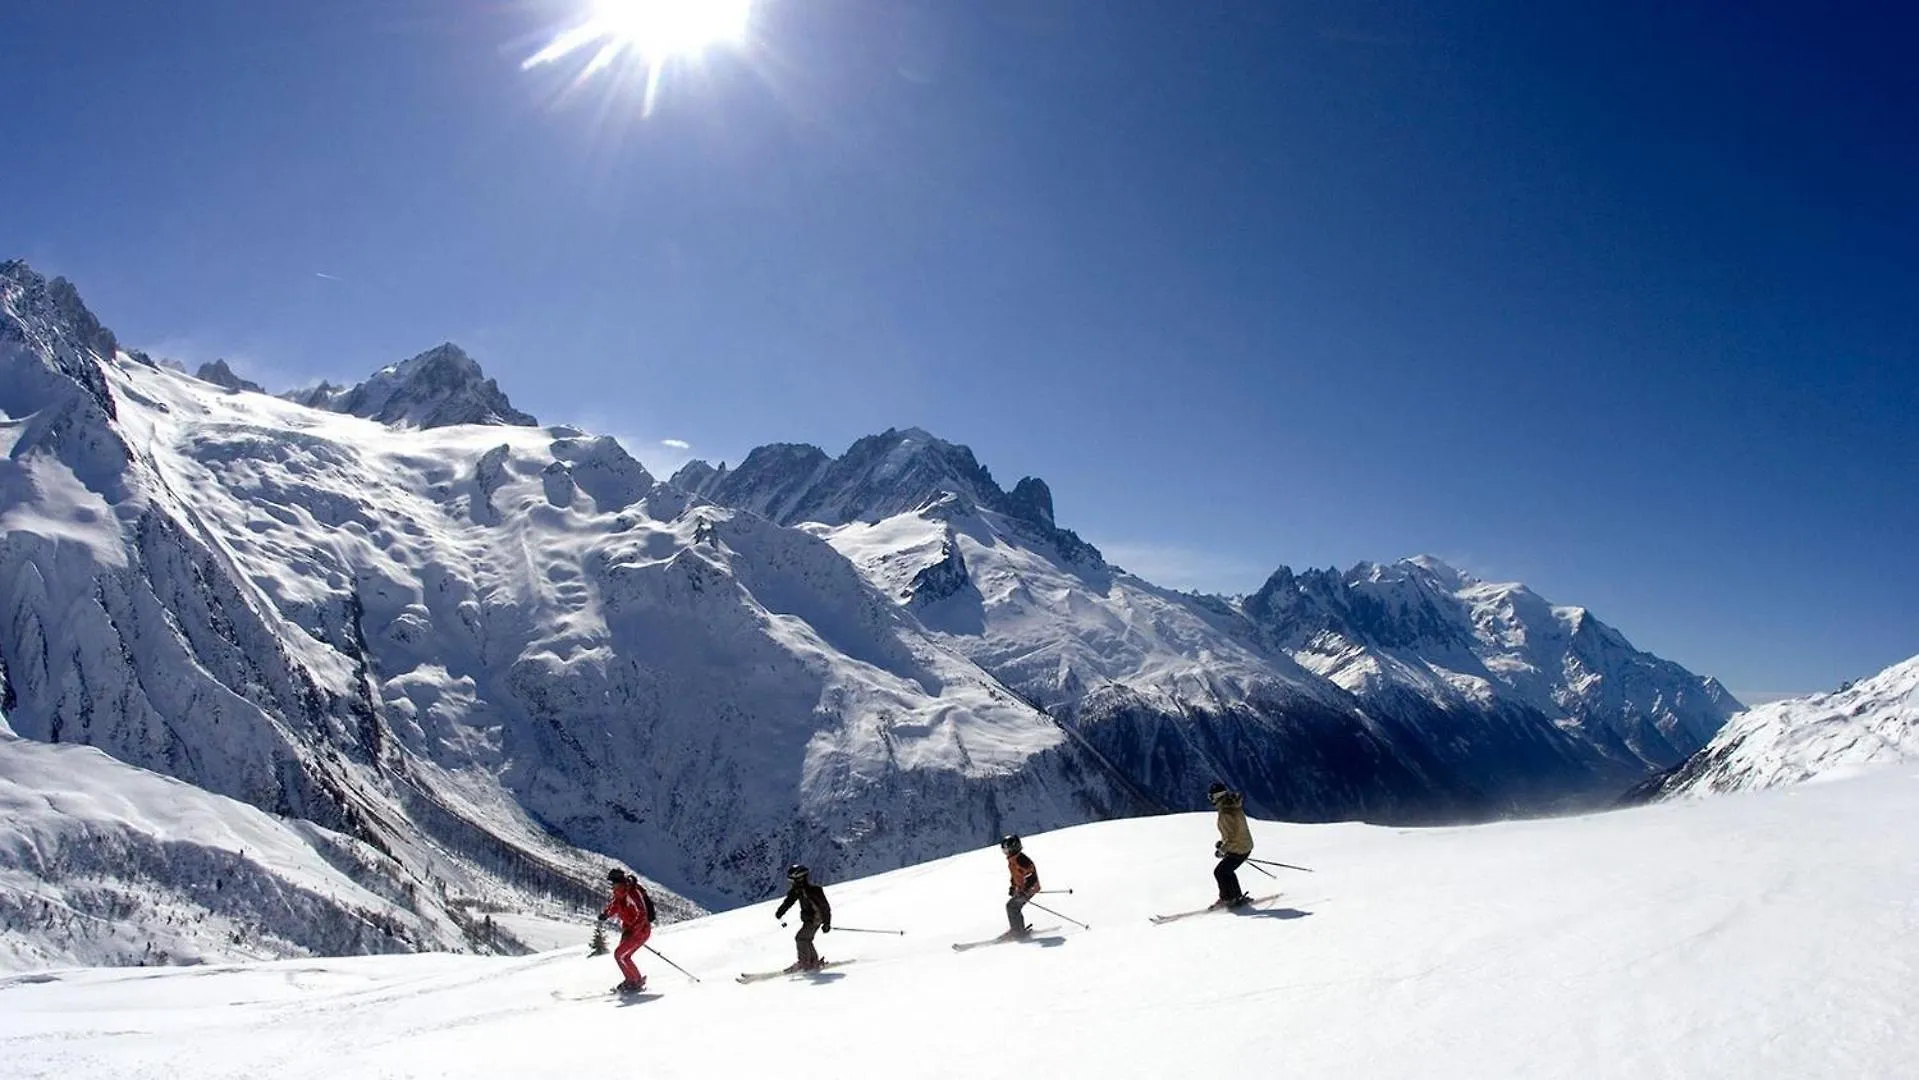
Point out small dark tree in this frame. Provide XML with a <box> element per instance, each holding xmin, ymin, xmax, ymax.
<box><xmin>588</xmin><ymin>923</ymin><xmax>608</xmax><ymax>957</ymax></box>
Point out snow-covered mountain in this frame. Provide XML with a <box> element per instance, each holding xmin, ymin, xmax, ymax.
<box><xmin>1640</xmin><ymin>655</ymin><xmax>1919</xmax><ymax>798</ymax></box>
<box><xmin>673</xmin><ymin>430</ymin><xmax>1738</xmax><ymax>816</ymax></box>
<box><xmin>8</xmin><ymin>767</ymin><xmax>1917</xmax><ymax>1078</ymax></box>
<box><xmin>1242</xmin><ymin>557</ymin><xmax>1739</xmax><ymax>783</ymax></box>
<box><xmin>2</xmin><ymin>260</ymin><xmax>1736</xmax><ymax>972</ymax></box>
<box><xmin>0</xmin><ymin>262</ymin><xmax>1143</xmax><ymax>932</ymax></box>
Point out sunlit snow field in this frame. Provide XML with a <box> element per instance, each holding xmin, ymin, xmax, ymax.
<box><xmin>5</xmin><ymin>770</ymin><xmax>1916</xmax><ymax>1079</ymax></box>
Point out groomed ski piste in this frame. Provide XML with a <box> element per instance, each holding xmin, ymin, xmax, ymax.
<box><xmin>5</xmin><ymin>768</ymin><xmax>1918</xmax><ymax>1079</ymax></box>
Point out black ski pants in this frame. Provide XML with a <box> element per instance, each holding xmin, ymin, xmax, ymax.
<box><xmin>794</xmin><ymin>916</ymin><xmax>823</xmax><ymax>967</ymax></box>
<box><xmin>1214</xmin><ymin>853</ymin><xmax>1248</xmax><ymax>902</ymax></box>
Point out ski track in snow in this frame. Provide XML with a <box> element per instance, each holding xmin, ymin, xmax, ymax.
<box><xmin>4</xmin><ymin>769</ymin><xmax>1917</xmax><ymax>1079</ymax></box>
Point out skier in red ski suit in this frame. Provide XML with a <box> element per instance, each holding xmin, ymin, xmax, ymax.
<box><xmin>599</xmin><ymin>868</ymin><xmax>656</xmax><ymax>993</ymax></box>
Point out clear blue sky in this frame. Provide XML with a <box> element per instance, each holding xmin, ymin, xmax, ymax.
<box><xmin>3</xmin><ymin>0</ymin><xmax>1914</xmax><ymax>698</ymax></box>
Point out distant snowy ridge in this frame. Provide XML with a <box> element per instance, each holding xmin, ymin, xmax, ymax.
<box><xmin>1242</xmin><ymin>558</ymin><xmax>1739</xmax><ymax>773</ymax></box>
<box><xmin>1644</xmin><ymin>655</ymin><xmax>1919</xmax><ymax>797</ymax></box>
<box><xmin>676</xmin><ymin>431</ymin><xmax>1738</xmax><ymax>816</ymax></box>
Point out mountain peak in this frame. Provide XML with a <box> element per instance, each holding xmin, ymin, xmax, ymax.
<box><xmin>1</xmin><ymin>259</ymin><xmax>120</xmax><ymax>371</ymax></box>
<box><xmin>299</xmin><ymin>343</ymin><xmax>538</xmax><ymax>429</ymax></box>
<box><xmin>0</xmin><ymin>263</ymin><xmax>139</xmax><ymax>496</ymax></box>
<box><xmin>1399</xmin><ymin>554</ymin><xmax>1479</xmax><ymax>589</ymax></box>
<box><xmin>195</xmin><ymin>358</ymin><xmax>263</xmax><ymax>394</ymax></box>
<box><xmin>671</xmin><ymin>426</ymin><xmax>1103</xmax><ymax>564</ymax></box>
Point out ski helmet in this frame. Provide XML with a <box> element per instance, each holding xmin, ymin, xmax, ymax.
<box><xmin>1207</xmin><ymin>781</ymin><xmax>1228</xmax><ymax>802</ymax></box>
<box><xmin>999</xmin><ymin>834</ymin><xmax>1022</xmax><ymax>855</ymax></box>
<box><xmin>607</xmin><ymin>868</ymin><xmax>625</xmax><ymax>884</ymax></box>
<box><xmin>786</xmin><ymin>863</ymin><xmax>809</xmax><ymax>882</ymax></box>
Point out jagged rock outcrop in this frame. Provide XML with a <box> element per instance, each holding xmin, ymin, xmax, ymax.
<box><xmin>195</xmin><ymin>359</ymin><xmax>264</xmax><ymax>394</ymax></box>
<box><xmin>670</xmin><ymin>428</ymin><xmax>1101</xmax><ymax>566</ymax></box>
<box><xmin>294</xmin><ymin>343</ymin><xmax>537</xmax><ymax>429</ymax></box>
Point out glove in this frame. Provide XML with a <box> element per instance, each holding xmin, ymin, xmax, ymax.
<box><xmin>822</xmin><ymin>924</ymin><xmax>832</xmax><ymax>934</ymax></box>
<box><xmin>1008</xmin><ymin>885</ymin><xmax>1017</xmax><ymax>897</ymax></box>
<box><xmin>596</xmin><ymin>914</ymin><xmax>607</xmax><ymax>926</ymax></box>
<box><xmin>1214</xmin><ymin>842</ymin><xmax>1225</xmax><ymax>858</ymax></box>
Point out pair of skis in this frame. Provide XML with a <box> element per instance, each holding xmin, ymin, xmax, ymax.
<box><xmin>553</xmin><ymin>985</ymin><xmax>664</xmax><ymax>1003</ymax></box>
<box><xmin>1148</xmin><ymin>893</ymin><xmax>1282</xmax><ymax>924</ymax></box>
<box><xmin>735</xmin><ymin>959</ymin><xmax>855</xmax><ymax>984</ymax></box>
<box><xmin>950</xmin><ymin>925</ymin><xmax>1061</xmax><ymax>952</ymax></box>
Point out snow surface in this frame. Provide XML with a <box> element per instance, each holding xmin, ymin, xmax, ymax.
<box><xmin>5</xmin><ymin>768</ymin><xmax>1916</xmax><ymax>1079</ymax></box>
<box><xmin>1659</xmin><ymin>655</ymin><xmax>1919</xmax><ymax>796</ymax></box>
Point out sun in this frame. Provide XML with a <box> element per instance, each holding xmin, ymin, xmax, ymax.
<box><xmin>523</xmin><ymin>0</ymin><xmax>753</xmax><ymax>115</ymax></box>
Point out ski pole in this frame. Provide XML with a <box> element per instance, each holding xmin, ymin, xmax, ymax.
<box><xmin>1037</xmin><ymin>889</ymin><xmax>1074</xmax><ymax>896</ymax></box>
<box><xmin>645</xmin><ymin>944</ymin><xmax>701</xmax><ymax>983</ymax></box>
<box><xmin>1243</xmin><ymin>860</ymin><xmax>1278</xmax><ymax>879</ymax></box>
<box><xmin>1027</xmin><ymin>900</ymin><xmax>1090</xmax><ymax>930</ymax></box>
<box><xmin>828</xmin><ymin>926</ymin><xmax>905</xmax><ymax>936</ymax></box>
<box><xmin>1246</xmin><ymin>858</ymin><xmax>1315</xmax><ymax>873</ymax></box>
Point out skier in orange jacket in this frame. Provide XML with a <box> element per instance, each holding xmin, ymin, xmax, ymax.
<box><xmin>1001</xmin><ymin>834</ymin><xmax>1041</xmax><ymax>937</ymax></box>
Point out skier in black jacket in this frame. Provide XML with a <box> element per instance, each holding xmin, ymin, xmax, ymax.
<box><xmin>774</xmin><ymin>863</ymin><xmax>833</xmax><ymax>972</ymax></box>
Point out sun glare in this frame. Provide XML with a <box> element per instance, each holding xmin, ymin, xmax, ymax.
<box><xmin>524</xmin><ymin>0</ymin><xmax>753</xmax><ymax>115</ymax></box>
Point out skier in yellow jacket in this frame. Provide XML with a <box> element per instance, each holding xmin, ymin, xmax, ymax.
<box><xmin>1209</xmin><ymin>781</ymin><xmax>1255</xmax><ymax>907</ymax></box>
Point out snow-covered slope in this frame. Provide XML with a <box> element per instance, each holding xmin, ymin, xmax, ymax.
<box><xmin>0</xmin><ymin>729</ymin><xmax>477</xmax><ymax>972</ymax></box>
<box><xmin>6</xmin><ymin>767</ymin><xmax>1916</xmax><ymax>1079</ymax></box>
<box><xmin>0</xmin><ymin>261</ymin><xmax>1142</xmax><ymax>924</ymax></box>
<box><xmin>1648</xmin><ymin>655</ymin><xmax>1919</xmax><ymax>797</ymax></box>
<box><xmin>675</xmin><ymin>430</ymin><xmax>1736</xmax><ymax>816</ymax></box>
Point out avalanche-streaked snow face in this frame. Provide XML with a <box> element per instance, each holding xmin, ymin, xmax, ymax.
<box><xmin>7</xmin><ymin>767</ymin><xmax>1917</xmax><ymax>1079</ymax></box>
<box><xmin>1651</xmin><ymin>655</ymin><xmax>1919</xmax><ymax>797</ymax></box>
<box><xmin>0</xmin><ymin>262</ymin><xmax>1141</xmax><ymax>924</ymax></box>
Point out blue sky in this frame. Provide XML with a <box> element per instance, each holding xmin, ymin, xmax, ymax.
<box><xmin>2</xmin><ymin>0</ymin><xmax>1914</xmax><ymax>698</ymax></box>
